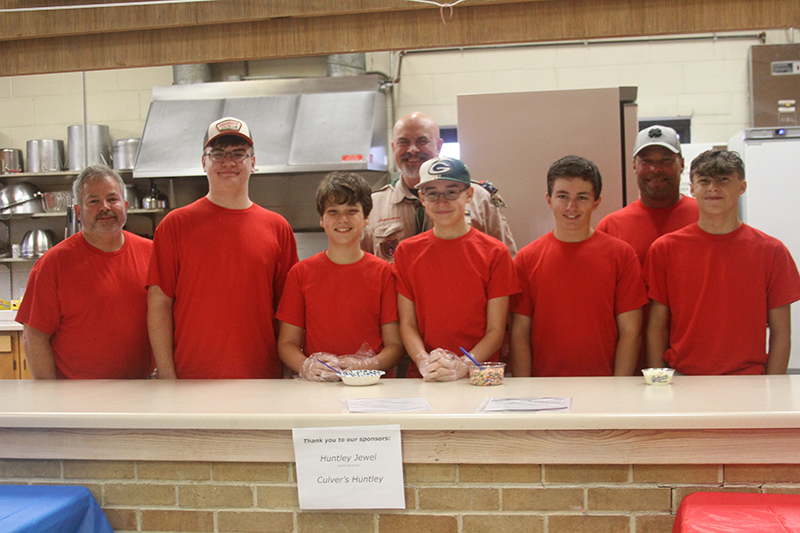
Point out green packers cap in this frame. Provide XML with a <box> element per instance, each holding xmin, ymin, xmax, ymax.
<box><xmin>415</xmin><ymin>157</ymin><xmax>471</xmax><ymax>188</ymax></box>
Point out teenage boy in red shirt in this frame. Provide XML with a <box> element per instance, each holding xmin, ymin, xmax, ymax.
<box><xmin>646</xmin><ymin>149</ymin><xmax>800</xmax><ymax>375</ymax></box>
<box><xmin>510</xmin><ymin>155</ymin><xmax>648</xmax><ymax>377</ymax></box>
<box><xmin>393</xmin><ymin>157</ymin><xmax>519</xmax><ymax>381</ymax></box>
<box><xmin>277</xmin><ymin>172</ymin><xmax>403</xmax><ymax>381</ymax></box>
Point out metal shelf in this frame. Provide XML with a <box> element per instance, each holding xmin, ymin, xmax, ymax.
<box><xmin>25</xmin><ymin>208</ymin><xmax>164</xmax><ymax>218</ymax></box>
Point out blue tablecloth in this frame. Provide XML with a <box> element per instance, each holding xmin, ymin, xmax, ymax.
<box><xmin>0</xmin><ymin>485</ymin><xmax>113</xmax><ymax>533</ymax></box>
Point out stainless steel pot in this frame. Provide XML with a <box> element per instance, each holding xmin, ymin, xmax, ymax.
<box><xmin>0</xmin><ymin>182</ymin><xmax>44</xmax><ymax>214</ymax></box>
<box><xmin>113</xmin><ymin>138</ymin><xmax>140</xmax><ymax>170</ymax></box>
<box><xmin>20</xmin><ymin>229</ymin><xmax>56</xmax><ymax>259</ymax></box>
<box><xmin>124</xmin><ymin>184</ymin><xmax>140</xmax><ymax>209</ymax></box>
<box><xmin>0</xmin><ymin>149</ymin><xmax>23</xmax><ymax>174</ymax></box>
<box><xmin>67</xmin><ymin>125</ymin><xmax>112</xmax><ymax>171</ymax></box>
<box><xmin>26</xmin><ymin>139</ymin><xmax>65</xmax><ymax>172</ymax></box>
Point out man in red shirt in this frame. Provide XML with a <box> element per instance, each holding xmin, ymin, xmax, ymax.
<box><xmin>147</xmin><ymin>117</ymin><xmax>298</xmax><ymax>379</ymax></box>
<box><xmin>16</xmin><ymin>165</ymin><xmax>153</xmax><ymax>379</ymax></box>
<box><xmin>596</xmin><ymin>125</ymin><xmax>699</xmax><ymax>371</ymax></box>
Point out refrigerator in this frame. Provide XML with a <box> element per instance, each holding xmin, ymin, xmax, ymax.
<box><xmin>457</xmin><ymin>87</ymin><xmax>639</xmax><ymax>249</ymax></box>
<box><xmin>728</xmin><ymin>126</ymin><xmax>800</xmax><ymax>372</ymax></box>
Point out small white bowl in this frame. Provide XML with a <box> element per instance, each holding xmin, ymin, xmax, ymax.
<box><xmin>341</xmin><ymin>370</ymin><xmax>385</xmax><ymax>386</ymax></box>
<box><xmin>642</xmin><ymin>367</ymin><xmax>675</xmax><ymax>386</ymax></box>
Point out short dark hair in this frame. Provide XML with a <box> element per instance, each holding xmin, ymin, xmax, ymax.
<box><xmin>690</xmin><ymin>149</ymin><xmax>745</xmax><ymax>182</ymax></box>
<box><xmin>315</xmin><ymin>172</ymin><xmax>373</xmax><ymax>217</ymax></box>
<box><xmin>205</xmin><ymin>135</ymin><xmax>253</xmax><ymax>151</ymax></box>
<box><xmin>546</xmin><ymin>155</ymin><xmax>602</xmax><ymax>200</ymax></box>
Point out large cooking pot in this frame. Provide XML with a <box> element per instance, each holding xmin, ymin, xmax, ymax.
<box><xmin>113</xmin><ymin>138</ymin><xmax>140</xmax><ymax>170</ymax></box>
<box><xmin>0</xmin><ymin>149</ymin><xmax>23</xmax><ymax>174</ymax></box>
<box><xmin>0</xmin><ymin>182</ymin><xmax>44</xmax><ymax>214</ymax></box>
<box><xmin>20</xmin><ymin>229</ymin><xmax>56</xmax><ymax>259</ymax></box>
<box><xmin>67</xmin><ymin>125</ymin><xmax>112</xmax><ymax>171</ymax></box>
<box><xmin>26</xmin><ymin>139</ymin><xmax>65</xmax><ymax>173</ymax></box>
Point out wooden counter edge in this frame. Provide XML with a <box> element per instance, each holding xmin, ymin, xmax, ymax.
<box><xmin>2</xmin><ymin>427</ymin><xmax>799</xmax><ymax>464</ymax></box>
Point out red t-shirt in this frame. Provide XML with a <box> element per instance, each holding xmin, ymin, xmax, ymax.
<box><xmin>596</xmin><ymin>195</ymin><xmax>699</xmax><ymax>371</ymax></box>
<box><xmin>16</xmin><ymin>231</ymin><xmax>154</xmax><ymax>379</ymax></box>
<box><xmin>147</xmin><ymin>198</ymin><xmax>298</xmax><ymax>379</ymax></box>
<box><xmin>276</xmin><ymin>251</ymin><xmax>397</xmax><ymax>356</ymax></box>
<box><xmin>597</xmin><ymin>196</ymin><xmax>699</xmax><ymax>266</ymax></box>
<box><xmin>393</xmin><ymin>228</ymin><xmax>520</xmax><ymax>378</ymax></box>
<box><xmin>511</xmin><ymin>231</ymin><xmax>648</xmax><ymax>377</ymax></box>
<box><xmin>645</xmin><ymin>223</ymin><xmax>800</xmax><ymax>375</ymax></box>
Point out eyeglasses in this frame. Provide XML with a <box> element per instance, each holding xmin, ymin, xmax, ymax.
<box><xmin>420</xmin><ymin>187</ymin><xmax>467</xmax><ymax>202</ymax></box>
<box><xmin>204</xmin><ymin>149</ymin><xmax>252</xmax><ymax>162</ymax></box>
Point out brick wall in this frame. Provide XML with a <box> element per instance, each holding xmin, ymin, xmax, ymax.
<box><xmin>2</xmin><ymin>460</ymin><xmax>800</xmax><ymax>533</ymax></box>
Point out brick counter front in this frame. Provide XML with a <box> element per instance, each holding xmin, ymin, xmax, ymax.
<box><xmin>1</xmin><ymin>377</ymin><xmax>800</xmax><ymax>533</ymax></box>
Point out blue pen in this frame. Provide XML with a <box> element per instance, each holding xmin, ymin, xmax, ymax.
<box><xmin>459</xmin><ymin>347</ymin><xmax>482</xmax><ymax>368</ymax></box>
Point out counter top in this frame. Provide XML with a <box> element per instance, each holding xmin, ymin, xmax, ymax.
<box><xmin>1</xmin><ymin>375</ymin><xmax>798</xmax><ymax>431</ymax></box>
<box><xmin>0</xmin><ymin>310</ymin><xmax>20</xmax><ymax>331</ymax></box>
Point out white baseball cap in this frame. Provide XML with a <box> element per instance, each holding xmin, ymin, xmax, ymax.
<box><xmin>633</xmin><ymin>125</ymin><xmax>682</xmax><ymax>157</ymax></box>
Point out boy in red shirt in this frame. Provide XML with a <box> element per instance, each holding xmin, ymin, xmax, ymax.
<box><xmin>510</xmin><ymin>155</ymin><xmax>647</xmax><ymax>377</ymax></box>
<box><xmin>277</xmin><ymin>172</ymin><xmax>403</xmax><ymax>380</ymax></box>
<box><xmin>393</xmin><ymin>157</ymin><xmax>520</xmax><ymax>381</ymax></box>
<box><xmin>646</xmin><ymin>149</ymin><xmax>800</xmax><ymax>375</ymax></box>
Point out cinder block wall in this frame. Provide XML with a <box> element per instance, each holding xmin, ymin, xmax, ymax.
<box><xmin>2</xmin><ymin>460</ymin><xmax>800</xmax><ymax>533</ymax></box>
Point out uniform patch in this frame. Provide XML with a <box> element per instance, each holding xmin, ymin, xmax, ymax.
<box><xmin>380</xmin><ymin>239</ymin><xmax>399</xmax><ymax>259</ymax></box>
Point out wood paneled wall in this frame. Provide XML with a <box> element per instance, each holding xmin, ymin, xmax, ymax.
<box><xmin>1</xmin><ymin>0</ymin><xmax>798</xmax><ymax>76</ymax></box>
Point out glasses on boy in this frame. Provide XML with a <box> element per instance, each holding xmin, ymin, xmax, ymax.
<box><xmin>204</xmin><ymin>149</ymin><xmax>253</xmax><ymax>163</ymax></box>
<box><xmin>419</xmin><ymin>186</ymin><xmax>468</xmax><ymax>202</ymax></box>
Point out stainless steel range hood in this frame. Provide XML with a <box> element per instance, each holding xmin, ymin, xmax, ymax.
<box><xmin>133</xmin><ymin>75</ymin><xmax>389</xmax><ymax>179</ymax></box>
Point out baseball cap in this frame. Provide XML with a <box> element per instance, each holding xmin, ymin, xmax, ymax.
<box><xmin>633</xmin><ymin>125</ymin><xmax>682</xmax><ymax>157</ymax></box>
<box><xmin>415</xmin><ymin>157</ymin><xmax>471</xmax><ymax>189</ymax></box>
<box><xmin>203</xmin><ymin>117</ymin><xmax>253</xmax><ymax>148</ymax></box>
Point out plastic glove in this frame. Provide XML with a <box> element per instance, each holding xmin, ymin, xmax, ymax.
<box><xmin>338</xmin><ymin>355</ymin><xmax>379</xmax><ymax>371</ymax></box>
<box><xmin>418</xmin><ymin>349</ymin><xmax>471</xmax><ymax>382</ymax></box>
<box><xmin>338</xmin><ymin>342</ymin><xmax>379</xmax><ymax>372</ymax></box>
<box><xmin>301</xmin><ymin>353</ymin><xmax>341</xmax><ymax>382</ymax></box>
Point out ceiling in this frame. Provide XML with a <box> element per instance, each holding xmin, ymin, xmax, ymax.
<box><xmin>1</xmin><ymin>0</ymin><xmax>798</xmax><ymax>76</ymax></box>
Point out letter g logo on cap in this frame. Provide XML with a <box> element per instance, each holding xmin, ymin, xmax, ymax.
<box><xmin>429</xmin><ymin>161</ymin><xmax>453</xmax><ymax>175</ymax></box>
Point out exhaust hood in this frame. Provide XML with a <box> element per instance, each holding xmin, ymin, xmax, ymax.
<box><xmin>133</xmin><ymin>74</ymin><xmax>389</xmax><ymax>179</ymax></box>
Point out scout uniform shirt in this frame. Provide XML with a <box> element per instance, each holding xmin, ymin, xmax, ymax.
<box><xmin>361</xmin><ymin>176</ymin><xmax>517</xmax><ymax>263</ymax></box>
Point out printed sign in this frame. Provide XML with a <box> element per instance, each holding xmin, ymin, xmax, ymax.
<box><xmin>292</xmin><ymin>425</ymin><xmax>405</xmax><ymax>510</ymax></box>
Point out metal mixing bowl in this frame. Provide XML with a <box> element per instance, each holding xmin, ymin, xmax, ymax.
<box><xmin>20</xmin><ymin>229</ymin><xmax>56</xmax><ymax>259</ymax></box>
<box><xmin>0</xmin><ymin>182</ymin><xmax>43</xmax><ymax>214</ymax></box>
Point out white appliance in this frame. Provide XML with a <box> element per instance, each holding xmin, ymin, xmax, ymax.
<box><xmin>729</xmin><ymin>126</ymin><xmax>800</xmax><ymax>371</ymax></box>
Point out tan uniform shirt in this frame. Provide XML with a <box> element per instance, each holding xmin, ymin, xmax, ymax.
<box><xmin>362</xmin><ymin>177</ymin><xmax>517</xmax><ymax>262</ymax></box>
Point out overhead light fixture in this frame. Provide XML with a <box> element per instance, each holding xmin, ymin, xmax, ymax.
<box><xmin>0</xmin><ymin>0</ymin><xmax>216</xmax><ymax>12</ymax></box>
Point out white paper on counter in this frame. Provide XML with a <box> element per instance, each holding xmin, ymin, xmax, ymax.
<box><xmin>292</xmin><ymin>424</ymin><xmax>405</xmax><ymax>510</ymax></box>
<box><xmin>342</xmin><ymin>398</ymin><xmax>434</xmax><ymax>413</ymax></box>
<box><xmin>477</xmin><ymin>397</ymin><xmax>572</xmax><ymax>413</ymax></box>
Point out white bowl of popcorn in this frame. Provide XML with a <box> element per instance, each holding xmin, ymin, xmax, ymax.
<box><xmin>642</xmin><ymin>367</ymin><xmax>675</xmax><ymax>386</ymax></box>
<box><xmin>341</xmin><ymin>369</ymin><xmax>385</xmax><ymax>386</ymax></box>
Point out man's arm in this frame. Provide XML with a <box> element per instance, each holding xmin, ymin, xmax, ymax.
<box><xmin>766</xmin><ymin>304</ymin><xmax>791</xmax><ymax>375</ymax></box>
<box><xmin>22</xmin><ymin>325</ymin><xmax>57</xmax><ymax>379</ymax></box>
<box><xmin>147</xmin><ymin>285</ymin><xmax>177</xmax><ymax>379</ymax></box>
<box><xmin>646</xmin><ymin>300</ymin><xmax>670</xmax><ymax>369</ymax></box>
<box><xmin>509</xmin><ymin>313</ymin><xmax>533</xmax><ymax>377</ymax></box>
<box><xmin>469</xmin><ymin>296</ymin><xmax>509</xmax><ymax>362</ymax></box>
<box><xmin>614</xmin><ymin>308</ymin><xmax>643</xmax><ymax>376</ymax></box>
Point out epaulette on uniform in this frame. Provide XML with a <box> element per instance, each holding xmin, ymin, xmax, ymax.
<box><xmin>472</xmin><ymin>180</ymin><xmax>507</xmax><ymax>209</ymax></box>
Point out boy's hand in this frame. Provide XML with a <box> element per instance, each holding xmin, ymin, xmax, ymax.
<box><xmin>302</xmin><ymin>353</ymin><xmax>342</xmax><ymax>382</ymax></box>
<box><xmin>419</xmin><ymin>349</ymin><xmax>469</xmax><ymax>381</ymax></box>
<box><xmin>338</xmin><ymin>355</ymin><xmax>379</xmax><ymax>371</ymax></box>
